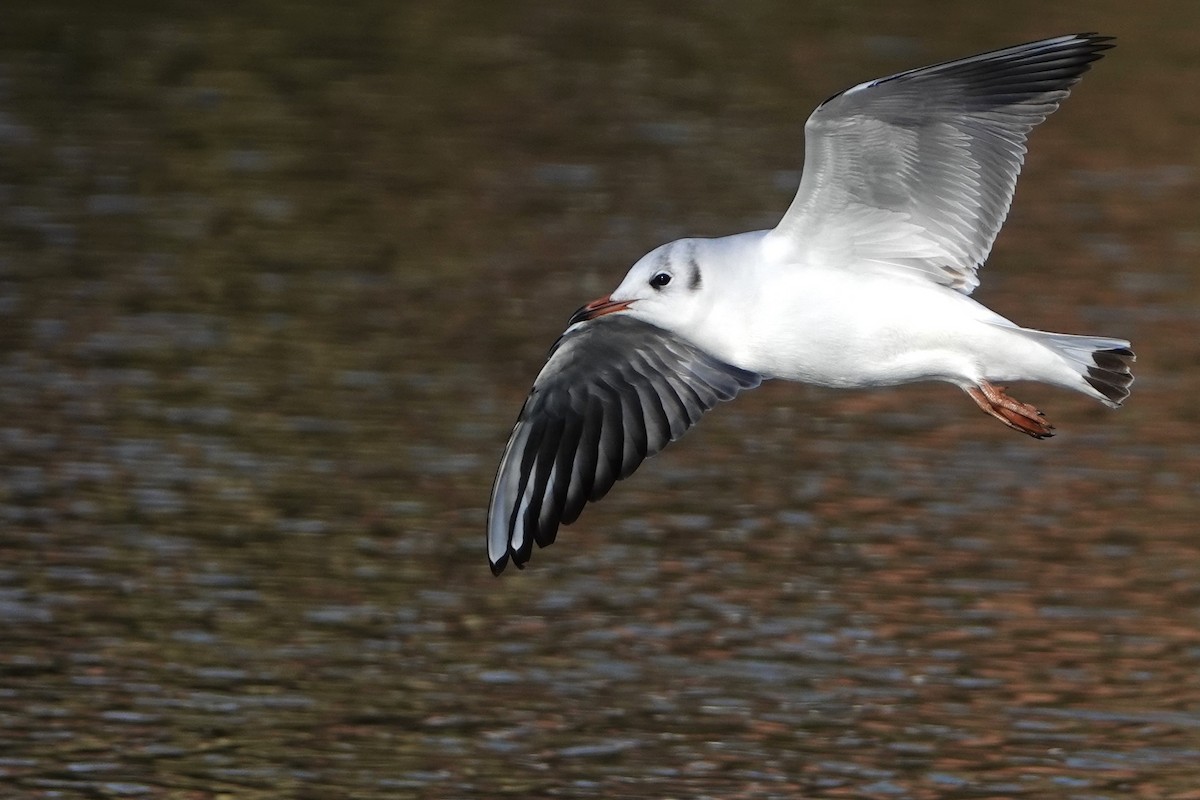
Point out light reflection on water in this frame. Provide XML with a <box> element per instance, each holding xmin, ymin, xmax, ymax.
<box><xmin>2</xmin><ymin>3</ymin><xmax>1200</xmax><ymax>798</ymax></box>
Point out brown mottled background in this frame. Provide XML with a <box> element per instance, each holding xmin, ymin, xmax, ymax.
<box><xmin>2</xmin><ymin>2</ymin><xmax>1198</xmax><ymax>798</ymax></box>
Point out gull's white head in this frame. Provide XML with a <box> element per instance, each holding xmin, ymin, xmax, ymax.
<box><xmin>569</xmin><ymin>239</ymin><xmax>712</xmax><ymax>333</ymax></box>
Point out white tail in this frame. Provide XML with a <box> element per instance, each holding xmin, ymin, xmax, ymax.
<box><xmin>1024</xmin><ymin>331</ymin><xmax>1135</xmax><ymax>407</ymax></box>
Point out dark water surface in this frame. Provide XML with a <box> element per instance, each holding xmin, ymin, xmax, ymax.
<box><xmin>3</xmin><ymin>3</ymin><xmax>1200</xmax><ymax>798</ymax></box>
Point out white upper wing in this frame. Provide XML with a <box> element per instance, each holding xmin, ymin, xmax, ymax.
<box><xmin>766</xmin><ymin>33</ymin><xmax>1112</xmax><ymax>293</ymax></box>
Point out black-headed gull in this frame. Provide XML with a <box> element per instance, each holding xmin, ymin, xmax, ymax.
<box><xmin>488</xmin><ymin>33</ymin><xmax>1134</xmax><ymax>574</ymax></box>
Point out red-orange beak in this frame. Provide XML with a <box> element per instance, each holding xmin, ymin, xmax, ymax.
<box><xmin>568</xmin><ymin>294</ymin><xmax>632</xmax><ymax>325</ymax></box>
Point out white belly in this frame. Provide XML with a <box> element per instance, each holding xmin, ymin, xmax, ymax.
<box><xmin>728</xmin><ymin>268</ymin><xmax>1036</xmax><ymax>390</ymax></box>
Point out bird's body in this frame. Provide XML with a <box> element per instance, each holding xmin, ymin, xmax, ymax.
<box><xmin>628</xmin><ymin>233</ymin><xmax>1122</xmax><ymax>399</ymax></box>
<box><xmin>487</xmin><ymin>33</ymin><xmax>1135</xmax><ymax>574</ymax></box>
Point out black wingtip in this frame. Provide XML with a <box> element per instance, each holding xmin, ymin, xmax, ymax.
<box><xmin>1064</xmin><ymin>32</ymin><xmax>1117</xmax><ymax>62</ymax></box>
<box><xmin>1077</xmin><ymin>32</ymin><xmax>1116</xmax><ymax>48</ymax></box>
<box><xmin>489</xmin><ymin>550</ymin><xmax>531</xmax><ymax>575</ymax></box>
<box><xmin>815</xmin><ymin>33</ymin><xmax>1116</xmax><ymax>112</ymax></box>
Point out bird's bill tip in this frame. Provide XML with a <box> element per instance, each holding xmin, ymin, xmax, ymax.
<box><xmin>569</xmin><ymin>295</ymin><xmax>633</xmax><ymax>325</ymax></box>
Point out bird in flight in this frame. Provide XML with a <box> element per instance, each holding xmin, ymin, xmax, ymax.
<box><xmin>487</xmin><ymin>33</ymin><xmax>1134</xmax><ymax>574</ymax></box>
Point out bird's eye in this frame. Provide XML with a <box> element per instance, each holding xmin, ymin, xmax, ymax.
<box><xmin>650</xmin><ymin>272</ymin><xmax>672</xmax><ymax>289</ymax></box>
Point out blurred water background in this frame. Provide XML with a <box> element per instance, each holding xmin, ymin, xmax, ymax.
<box><xmin>2</xmin><ymin>2</ymin><xmax>1199</xmax><ymax>798</ymax></box>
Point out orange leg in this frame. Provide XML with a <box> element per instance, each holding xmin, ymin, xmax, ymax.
<box><xmin>964</xmin><ymin>380</ymin><xmax>1055</xmax><ymax>439</ymax></box>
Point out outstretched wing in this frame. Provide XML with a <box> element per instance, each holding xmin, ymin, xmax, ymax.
<box><xmin>767</xmin><ymin>33</ymin><xmax>1112</xmax><ymax>293</ymax></box>
<box><xmin>487</xmin><ymin>315</ymin><xmax>761</xmax><ymax>574</ymax></box>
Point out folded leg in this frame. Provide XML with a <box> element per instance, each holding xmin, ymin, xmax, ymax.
<box><xmin>964</xmin><ymin>380</ymin><xmax>1055</xmax><ymax>439</ymax></box>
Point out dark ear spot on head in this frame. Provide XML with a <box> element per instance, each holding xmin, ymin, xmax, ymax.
<box><xmin>688</xmin><ymin>257</ymin><xmax>702</xmax><ymax>291</ymax></box>
<box><xmin>685</xmin><ymin>239</ymin><xmax>702</xmax><ymax>291</ymax></box>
